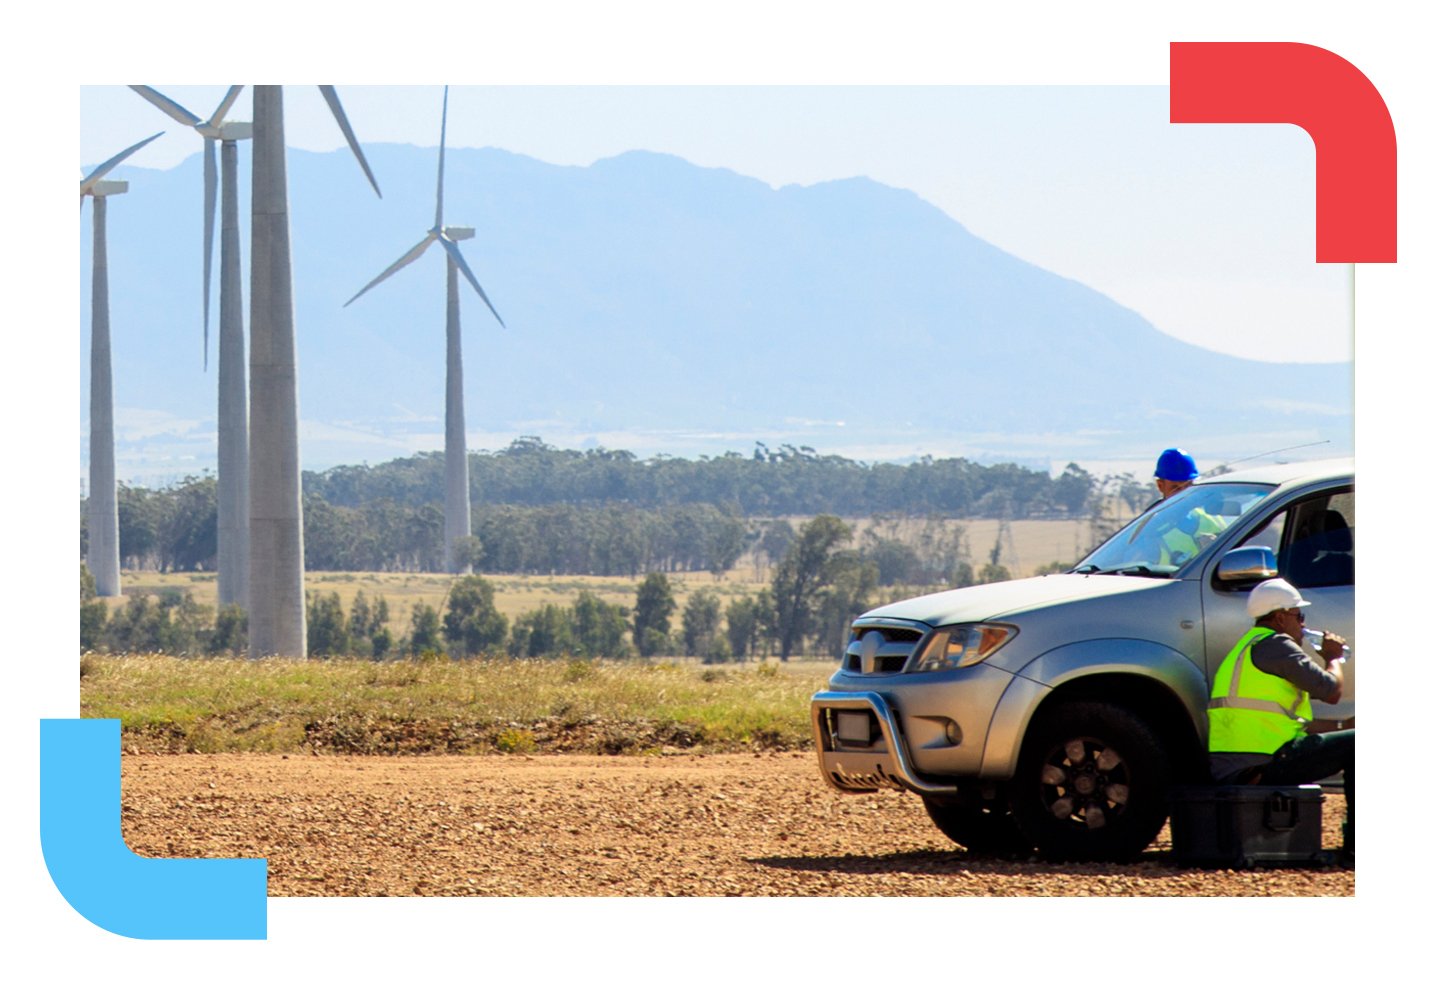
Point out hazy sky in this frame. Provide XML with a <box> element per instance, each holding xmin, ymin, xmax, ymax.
<box><xmin>81</xmin><ymin>83</ymin><xmax>1348</xmax><ymax>365</ymax></box>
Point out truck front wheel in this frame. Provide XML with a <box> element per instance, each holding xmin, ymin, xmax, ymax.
<box><xmin>922</xmin><ymin>784</ymin><xmax>1032</xmax><ymax>858</ymax></box>
<box><xmin>1007</xmin><ymin>700</ymin><xmax>1171</xmax><ymax>862</ymax></box>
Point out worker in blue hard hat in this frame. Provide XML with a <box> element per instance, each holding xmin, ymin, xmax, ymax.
<box><xmin>1147</xmin><ymin>448</ymin><xmax>1225</xmax><ymax>564</ymax></box>
<box><xmin>1154</xmin><ymin>447</ymin><xmax>1200</xmax><ymax>501</ymax></box>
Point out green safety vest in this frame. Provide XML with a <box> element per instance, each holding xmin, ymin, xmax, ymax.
<box><xmin>1207</xmin><ymin>626</ymin><xmax>1311</xmax><ymax>754</ymax></box>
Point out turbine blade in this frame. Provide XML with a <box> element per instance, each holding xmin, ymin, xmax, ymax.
<box><xmin>130</xmin><ymin>86</ymin><xmax>202</xmax><ymax>127</ymax></box>
<box><xmin>344</xmin><ymin>234</ymin><xmax>437</xmax><ymax>307</ymax></box>
<box><xmin>318</xmin><ymin>85</ymin><xmax>382</xmax><ymax>198</ymax></box>
<box><xmin>208</xmin><ymin>85</ymin><xmax>245</xmax><ymax>129</ymax></box>
<box><xmin>203</xmin><ymin>137</ymin><xmax>218</xmax><ymax>370</ymax></box>
<box><xmin>81</xmin><ymin>131</ymin><xmax>164</xmax><ymax>194</ymax></box>
<box><xmin>439</xmin><ymin>236</ymin><xmax>505</xmax><ymax>328</ymax></box>
<box><xmin>434</xmin><ymin>85</ymin><xmax>448</xmax><ymax>229</ymax></box>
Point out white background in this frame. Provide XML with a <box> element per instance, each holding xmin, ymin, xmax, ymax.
<box><xmin>5</xmin><ymin>0</ymin><xmax>1424</xmax><ymax>974</ymax></box>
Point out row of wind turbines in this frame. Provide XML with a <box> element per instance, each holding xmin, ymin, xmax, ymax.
<box><xmin>82</xmin><ymin>85</ymin><xmax>505</xmax><ymax>659</ymax></box>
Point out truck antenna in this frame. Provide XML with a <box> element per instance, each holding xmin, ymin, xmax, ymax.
<box><xmin>1204</xmin><ymin>440</ymin><xmax>1331</xmax><ymax>476</ymax></box>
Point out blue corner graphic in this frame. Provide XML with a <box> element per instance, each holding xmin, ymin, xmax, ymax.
<box><xmin>40</xmin><ymin>719</ymin><xmax>267</xmax><ymax>940</ymax></box>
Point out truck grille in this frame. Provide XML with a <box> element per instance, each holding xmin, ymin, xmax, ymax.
<box><xmin>843</xmin><ymin>623</ymin><xmax>926</xmax><ymax>674</ymax></box>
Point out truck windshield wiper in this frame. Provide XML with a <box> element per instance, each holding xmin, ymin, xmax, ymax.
<box><xmin>1108</xmin><ymin>564</ymin><xmax>1172</xmax><ymax>578</ymax></box>
<box><xmin>1075</xmin><ymin>563</ymin><xmax>1171</xmax><ymax>577</ymax></box>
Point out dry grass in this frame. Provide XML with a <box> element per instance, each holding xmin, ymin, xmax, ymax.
<box><xmin>108</xmin><ymin>568</ymin><xmax>776</xmax><ymax>630</ymax></box>
<box><xmin>105</xmin><ymin>517</ymin><xmax>1095</xmax><ymax>626</ymax></box>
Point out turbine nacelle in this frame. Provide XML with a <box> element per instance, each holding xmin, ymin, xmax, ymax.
<box><xmin>88</xmin><ymin>180</ymin><xmax>130</xmax><ymax>198</ymax></box>
<box><xmin>347</xmin><ymin>225</ymin><xmax>504</xmax><ymax>328</ymax></box>
<box><xmin>130</xmin><ymin>85</ymin><xmax>249</xmax><ymax>136</ymax></box>
<box><xmin>80</xmin><ymin>131</ymin><xmax>163</xmax><ymax>199</ymax></box>
<box><xmin>197</xmin><ymin>121</ymin><xmax>254</xmax><ymax>142</ymax></box>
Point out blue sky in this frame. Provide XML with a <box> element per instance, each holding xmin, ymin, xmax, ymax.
<box><xmin>81</xmin><ymin>84</ymin><xmax>1348</xmax><ymax>365</ymax></box>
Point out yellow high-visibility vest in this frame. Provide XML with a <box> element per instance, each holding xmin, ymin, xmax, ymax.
<box><xmin>1208</xmin><ymin>626</ymin><xmax>1311</xmax><ymax>754</ymax></box>
<box><xmin>1160</xmin><ymin>507</ymin><xmax>1226</xmax><ymax>565</ymax></box>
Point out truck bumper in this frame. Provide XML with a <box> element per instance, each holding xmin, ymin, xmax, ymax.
<box><xmin>810</xmin><ymin>691</ymin><xmax>958</xmax><ymax>795</ymax></box>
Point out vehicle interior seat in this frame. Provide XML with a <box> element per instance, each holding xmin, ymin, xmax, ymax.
<box><xmin>1287</xmin><ymin>510</ymin><xmax>1354</xmax><ymax>588</ymax></box>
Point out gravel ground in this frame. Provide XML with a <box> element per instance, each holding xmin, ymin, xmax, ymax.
<box><xmin>120</xmin><ymin>751</ymin><xmax>1354</xmax><ymax>897</ymax></box>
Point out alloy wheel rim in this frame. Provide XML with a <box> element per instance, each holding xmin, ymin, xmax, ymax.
<box><xmin>1038</xmin><ymin>736</ymin><xmax>1131</xmax><ymax>830</ymax></box>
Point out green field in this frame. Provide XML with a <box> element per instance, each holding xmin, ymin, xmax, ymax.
<box><xmin>80</xmin><ymin>654</ymin><xmax>834</xmax><ymax>756</ymax></box>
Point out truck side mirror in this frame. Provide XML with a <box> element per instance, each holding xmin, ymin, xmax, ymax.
<box><xmin>1215</xmin><ymin>546</ymin><xmax>1278</xmax><ymax>584</ymax></box>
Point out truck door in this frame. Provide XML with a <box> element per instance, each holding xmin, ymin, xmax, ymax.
<box><xmin>1202</xmin><ymin>486</ymin><xmax>1355</xmax><ymax>725</ymax></box>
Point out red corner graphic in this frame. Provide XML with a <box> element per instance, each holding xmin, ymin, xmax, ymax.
<box><xmin>1171</xmin><ymin>42</ymin><xmax>1396</xmax><ymax>263</ymax></box>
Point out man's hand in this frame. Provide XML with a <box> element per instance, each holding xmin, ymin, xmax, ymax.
<box><xmin>1321</xmin><ymin>633</ymin><xmax>1347</xmax><ymax>704</ymax></box>
<box><xmin>1321</xmin><ymin>632</ymin><xmax>1348</xmax><ymax>664</ymax></box>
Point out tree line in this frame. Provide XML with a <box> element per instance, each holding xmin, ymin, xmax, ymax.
<box><xmin>306</xmin><ymin>438</ymin><xmax>1105</xmax><ymax>517</ymax></box>
<box><xmin>82</xmin><ymin>515</ymin><xmax>1029</xmax><ymax>661</ymax></box>
<box><xmin>83</xmin><ymin>444</ymin><xmax>1153</xmax><ymax>576</ymax></box>
<box><xmin>306</xmin><ymin>499</ymin><xmax>749</xmax><ymax>575</ymax></box>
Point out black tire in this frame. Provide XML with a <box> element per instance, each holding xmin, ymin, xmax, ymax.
<box><xmin>1007</xmin><ymin>700</ymin><xmax>1172</xmax><ymax>862</ymax></box>
<box><xmin>923</xmin><ymin>784</ymin><xmax>1033</xmax><ymax>858</ymax></box>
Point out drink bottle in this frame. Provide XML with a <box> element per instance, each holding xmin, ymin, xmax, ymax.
<box><xmin>1302</xmin><ymin>627</ymin><xmax>1349</xmax><ymax>663</ymax></box>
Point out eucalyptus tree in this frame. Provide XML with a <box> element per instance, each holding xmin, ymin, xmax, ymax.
<box><xmin>633</xmin><ymin>573</ymin><xmax>675</xmax><ymax>658</ymax></box>
<box><xmin>771</xmin><ymin>515</ymin><xmax>853</xmax><ymax>661</ymax></box>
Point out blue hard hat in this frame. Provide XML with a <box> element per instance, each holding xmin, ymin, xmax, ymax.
<box><xmin>1155</xmin><ymin>448</ymin><xmax>1199</xmax><ymax>481</ymax></box>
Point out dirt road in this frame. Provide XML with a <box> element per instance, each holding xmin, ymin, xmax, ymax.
<box><xmin>120</xmin><ymin>751</ymin><xmax>1353</xmax><ymax>897</ymax></box>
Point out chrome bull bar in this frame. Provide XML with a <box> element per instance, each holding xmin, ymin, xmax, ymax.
<box><xmin>811</xmin><ymin>691</ymin><xmax>957</xmax><ymax>795</ymax></box>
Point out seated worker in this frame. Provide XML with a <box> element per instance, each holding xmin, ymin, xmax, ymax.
<box><xmin>1149</xmin><ymin>448</ymin><xmax>1226</xmax><ymax>564</ymax></box>
<box><xmin>1157</xmin><ymin>505</ymin><xmax>1227</xmax><ymax>565</ymax></box>
<box><xmin>1208</xmin><ymin>577</ymin><xmax>1352</xmax><ymax>864</ymax></box>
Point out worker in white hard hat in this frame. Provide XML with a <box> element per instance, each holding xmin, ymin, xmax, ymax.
<box><xmin>1208</xmin><ymin>577</ymin><xmax>1353</xmax><ymax>864</ymax></box>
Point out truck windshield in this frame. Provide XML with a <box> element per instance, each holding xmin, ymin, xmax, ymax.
<box><xmin>1072</xmin><ymin>483</ymin><xmax>1273</xmax><ymax>577</ymax></box>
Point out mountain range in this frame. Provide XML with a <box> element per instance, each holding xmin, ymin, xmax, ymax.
<box><xmin>79</xmin><ymin>143</ymin><xmax>1353</xmax><ymax>485</ymax></box>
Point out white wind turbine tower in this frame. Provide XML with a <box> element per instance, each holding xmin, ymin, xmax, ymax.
<box><xmin>81</xmin><ymin>131</ymin><xmax>163</xmax><ymax>598</ymax></box>
<box><xmin>249</xmin><ymin>86</ymin><xmax>381</xmax><ymax>659</ymax></box>
<box><xmin>345</xmin><ymin>86</ymin><xmax>505</xmax><ymax>575</ymax></box>
<box><xmin>130</xmin><ymin>85</ymin><xmax>253</xmax><ymax>609</ymax></box>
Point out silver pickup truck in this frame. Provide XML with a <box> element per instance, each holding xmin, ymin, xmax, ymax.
<box><xmin>811</xmin><ymin>458</ymin><xmax>1354</xmax><ymax>861</ymax></box>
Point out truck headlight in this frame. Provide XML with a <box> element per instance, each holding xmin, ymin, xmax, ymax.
<box><xmin>908</xmin><ymin>624</ymin><xmax>1016</xmax><ymax>672</ymax></box>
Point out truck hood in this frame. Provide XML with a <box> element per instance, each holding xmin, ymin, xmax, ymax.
<box><xmin>861</xmin><ymin>573</ymin><xmax>1173</xmax><ymax>627</ymax></box>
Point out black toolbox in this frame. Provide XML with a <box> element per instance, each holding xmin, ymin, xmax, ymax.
<box><xmin>1169</xmin><ymin>785</ymin><xmax>1329</xmax><ymax>868</ymax></box>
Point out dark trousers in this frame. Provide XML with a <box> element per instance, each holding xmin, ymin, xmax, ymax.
<box><xmin>1258</xmin><ymin>730</ymin><xmax>1354</xmax><ymax>846</ymax></box>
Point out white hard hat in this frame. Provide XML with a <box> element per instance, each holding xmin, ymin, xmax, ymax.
<box><xmin>1246</xmin><ymin>578</ymin><xmax>1311</xmax><ymax>619</ymax></box>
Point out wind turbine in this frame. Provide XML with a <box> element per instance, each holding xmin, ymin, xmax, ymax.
<box><xmin>131</xmin><ymin>85</ymin><xmax>252</xmax><ymax>609</ymax></box>
<box><xmin>346</xmin><ymin>86</ymin><xmax>504</xmax><ymax>575</ymax></box>
<box><xmin>249</xmin><ymin>86</ymin><xmax>381</xmax><ymax>658</ymax></box>
<box><xmin>81</xmin><ymin>131</ymin><xmax>163</xmax><ymax>598</ymax></box>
